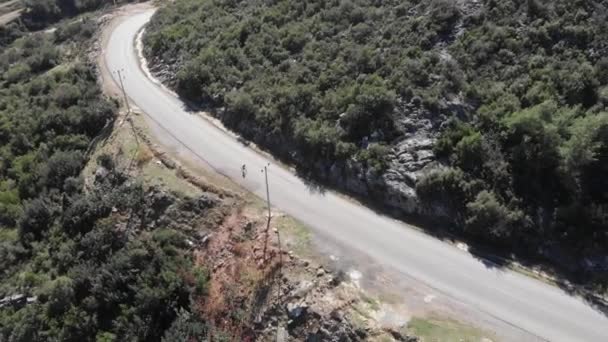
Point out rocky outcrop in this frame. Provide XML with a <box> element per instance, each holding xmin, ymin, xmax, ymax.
<box><xmin>318</xmin><ymin>98</ymin><xmax>445</xmax><ymax>217</ymax></box>
<box><xmin>382</xmin><ymin>100</ymin><xmax>444</xmax><ymax>214</ymax></box>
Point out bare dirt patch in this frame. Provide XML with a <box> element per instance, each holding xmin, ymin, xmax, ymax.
<box><xmin>191</xmin><ymin>201</ymin><xmax>419</xmax><ymax>341</ymax></box>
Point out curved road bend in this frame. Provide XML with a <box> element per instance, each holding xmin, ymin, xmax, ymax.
<box><xmin>105</xmin><ymin>10</ymin><xmax>608</xmax><ymax>342</ymax></box>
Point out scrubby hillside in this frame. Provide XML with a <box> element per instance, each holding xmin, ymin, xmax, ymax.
<box><xmin>144</xmin><ymin>0</ymin><xmax>608</xmax><ymax>275</ymax></box>
<box><xmin>0</xmin><ymin>13</ymin><xmax>212</xmax><ymax>340</ymax></box>
<box><xmin>0</xmin><ymin>5</ymin><xmax>423</xmax><ymax>341</ymax></box>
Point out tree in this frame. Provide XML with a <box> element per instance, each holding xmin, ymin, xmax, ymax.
<box><xmin>3</xmin><ymin>307</ymin><xmax>43</xmax><ymax>342</ymax></box>
<box><xmin>62</xmin><ymin>194</ymin><xmax>110</xmax><ymax>236</ymax></box>
<box><xmin>341</xmin><ymin>76</ymin><xmax>396</xmax><ymax>141</ymax></box>
<box><xmin>3</xmin><ymin>63</ymin><xmax>31</xmax><ymax>84</ymax></box>
<box><xmin>559</xmin><ymin>112</ymin><xmax>608</xmax><ymax>195</ymax></box>
<box><xmin>356</xmin><ymin>143</ymin><xmax>390</xmax><ymax>173</ymax></box>
<box><xmin>417</xmin><ymin>168</ymin><xmax>478</xmax><ymax>224</ymax></box>
<box><xmin>53</xmin><ymin>84</ymin><xmax>81</xmax><ymax>108</ymax></box>
<box><xmin>19</xmin><ymin>197</ymin><xmax>54</xmax><ymax>242</ymax></box>
<box><xmin>96</xmin><ymin>153</ymin><xmax>115</xmax><ymax>171</ymax></box>
<box><xmin>225</xmin><ymin>91</ymin><xmax>256</xmax><ymax>124</ymax></box>
<box><xmin>23</xmin><ymin>0</ymin><xmax>61</xmax><ymax>24</ymax></box>
<box><xmin>0</xmin><ymin>186</ymin><xmax>22</xmax><ymax>227</ymax></box>
<box><xmin>503</xmin><ymin>103</ymin><xmax>562</xmax><ymax>203</ymax></box>
<box><xmin>465</xmin><ymin>190</ymin><xmax>526</xmax><ymax>240</ymax></box>
<box><xmin>41</xmin><ymin>150</ymin><xmax>83</xmax><ymax>190</ymax></box>
<box><xmin>429</xmin><ymin>0</ymin><xmax>461</xmax><ymax>34</ymax></box>
<box><xmin>41</xmin><ymin>276</ymin><xmax>75</xmax><ymax>318</ymax></box>
<box><xmin>454</xmin><ymin>131</ymin><xmax>484</xmax><ymax>174</ymax></box>
<box><xmin>281</xmin><ymin>24</ymin><xmax>308</xmax><ymax>53</ymax></box>
<box><xmin>556</xmin><ymin>61</ymin><xmax>598</xmax><ymax>106</ymax></box>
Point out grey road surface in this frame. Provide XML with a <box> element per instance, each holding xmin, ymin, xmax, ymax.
<box><xmin>105</xmin><ymin>10</ymin><xmax>608</xmax><ymax>342</ymax></box>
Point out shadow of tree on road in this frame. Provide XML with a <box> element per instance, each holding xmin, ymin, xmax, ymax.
<box><xmin>295</xmin><ymin>170</ymin><xmax>328</xmax><ymax>196</ymax></box>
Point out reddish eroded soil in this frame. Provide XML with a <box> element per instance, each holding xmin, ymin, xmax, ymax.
<box><xmin>190</xmin><ymin>205</ymin><xmax>417</xmax><ymax>341</ymax></box>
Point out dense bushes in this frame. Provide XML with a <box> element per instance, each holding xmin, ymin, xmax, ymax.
<box><xmin>14</xmin><ymin>169</ymin><xmax>215</xmax><ymax>341</ymax></box>
<box><xmin>2</xmin><ymin>187</ymin><xmax>206</xmax><ymax>340</ymax></box>
<box><xmin>425</xmin><ymin>0</ymin><xmax>608</xmax><ymax>256</ymax></box>
<box><xmin>0</xmin><ymin>31</ymin><xmax>116</xmax><ymax>212</ymax></box>
<box><xmin>0</xmin><ymin>14</ymin><xmax>212</xmax><ymax>341</ymax></box>
<box><xmin>144</xmin><ymin>0</ymin><xmax>460</xmax><ymax>167</ymax></box>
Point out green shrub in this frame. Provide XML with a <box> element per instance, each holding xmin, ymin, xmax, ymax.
<box><xmin>192</xmin><ymin>266</ymin><xmax>209</xmax><ymax>296</ymax></box>
<box><xmin>19</xmin><ymin>197</ymin><xmax>54</xmax><ymax>242</ymax></box>
<box><xmin>4</xmin><ymin>63</ymin><xmax>31</xmax><ymax>83</ymax></box>
<box><xmin>356</xmin><ymin>143</ymin><xmax>390</xmax><ymax>173</ymax></box>
<box><xmin>465</xmin><ymin>190</ymin><xmax>526</xmax><ymax>240</ymax></box>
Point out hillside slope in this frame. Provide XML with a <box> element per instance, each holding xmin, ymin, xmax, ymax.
<box><xmin>0</xmin><ymin>4</ymin><xmax>424</xmax><ymax>341</ymax></box>
<box><xmin>0</xmin><ymin>11</ymin><xmax>212</xmax><ymax>340</ymax></box>
<box><xmin>144</xmin><ymin>0</ymin><xmax>608</xmax><ymax>278</ymax></box>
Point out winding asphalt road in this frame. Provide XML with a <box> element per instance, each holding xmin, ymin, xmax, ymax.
<box><xmin>105</xmin><ymin>9</ymin><xmax>608</xmax><ymax>342</ymax></box>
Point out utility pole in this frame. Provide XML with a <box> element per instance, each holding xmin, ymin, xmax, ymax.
<box><xmin>263</xmin><ymin>164</ymin><xmax>282</xmax><ymax>265</ymax></box>
<box><xmin>264</xmin><ymin>165</ymin><xmax>271</xmax><ymax>219</ymax></box>
<box><xmin>115</xmin><ymin>69</ymin><xmax>131</xmax><ymax>114</ymax></box>
<box><xmin>263</xmin><ymin>164</ymin><xmax>283</xmax><ymax>302</ymax></box>
<box><xmin>262</xmin><ymin>163</ymin><xmax>276</xmax><ymax>264</ymax></box>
